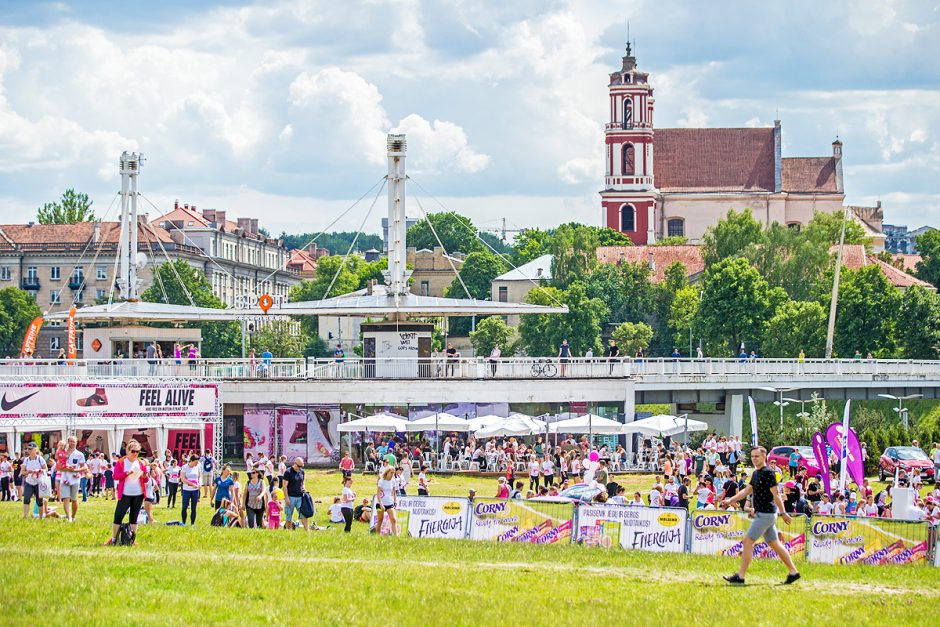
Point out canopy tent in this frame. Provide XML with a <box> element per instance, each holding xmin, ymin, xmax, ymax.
<box><xmin>548</xmin><ymin>414</ymin><xmax>623</xmax><ymax>435</ymax></box>
<box><xmin>622</xmin><ymin>414</ymin><xmax>709</xmax><ymax>438</ymax></box>
<box><xmin>337</xmin><ymin>413</ymin><xmax>409</xmax><ymax>433</ymax></box>
<box><xmin>466</xmin><ymin>414</ymin><xmax>505</xmax><ymax>431</ymax></box>
<box><xmin>404</xmin><ymin>413</ymin><xmax>471</xmax><ymax>432</ymax></box>
<box><xmin>475</xmin><ymin>416</ymin><xmax>546</xmax><ymax>438</ymax></box>
<box><xmin>45</xmin><ymin>300</ymin><xmax>249</xmax><ymax>323</ymax></box>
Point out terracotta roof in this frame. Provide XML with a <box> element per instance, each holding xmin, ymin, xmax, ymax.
<box><xmin>653</xmin><ymin>128</ymin><xmax>775</xmax><ymax>193</ymax></box>
<box><xmin>158</xmin><ymin>205</ymin><xmax>212</xmax><ymax>228</ymax></box>
<box><xmin>596</xmin><ymin>245</ymin><xmax>704</xmax><ymax>282</ymax></box>
<box><xmin>781</xmin><ymin>157</ymin><xmax>838</xmax><ymax>193</ymax></box>
<box><xmin>287</xmin><ymin>248</ymin><xmax>318</xmax><ymax>277</ymax></box>
<box><xmin>833</xmin><ymin>245</ymin><xmax>933</xmax><ymax>290</ymax></box>
<box><xmin>893</xmin><ymin>254</ymin><xmax>921</xmax><ymax>273</ymax></box>
<box><xmin>0</xmin><ymin>221</ymin><xmax>175</xmax><ymax>246</ymax></box>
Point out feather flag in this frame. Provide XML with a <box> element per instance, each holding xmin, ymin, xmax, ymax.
<box><xmin>20</xmin><ymin>316</ymin><xmax>43</xmax><ymax>356</ymax></box>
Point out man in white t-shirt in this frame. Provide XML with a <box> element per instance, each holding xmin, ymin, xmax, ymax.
<box><xmin>60</xmin><ymin>436</ymin><xmax>87</xmax><ymax>522</ymax></box>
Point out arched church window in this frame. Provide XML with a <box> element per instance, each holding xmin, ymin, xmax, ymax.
<box><xmin>621</xmin><ymin>204</ymin><xmax>636</xmax><ymax>233</ymax></box>
<box><xmin>622</xmin><ymin>144</ymin><xmax>635</xmax><ymax>176</ymax></box>
<box><xmin>623</xmin><ymin>98</ymin><xmax>633</xmax><ymax>130</ymax></box>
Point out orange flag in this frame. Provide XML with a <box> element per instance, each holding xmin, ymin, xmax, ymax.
<box><xmin>21</xmin><ymin>316</ymin><xmax>43</xmax><ymax>356</ymax></box>
<box><xmin>67</xmin><ymin>306</ymin><xmax>77</xmax><ymax>360</ymax></box>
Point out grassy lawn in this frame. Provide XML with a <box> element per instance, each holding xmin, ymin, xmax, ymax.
<box><xmin>0</xmin><ymin>471</ymin><xmax>937</xmax><ymax>626</ymax></box>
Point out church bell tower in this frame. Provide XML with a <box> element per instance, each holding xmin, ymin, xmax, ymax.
<box><xmin>600</xmin><ymin>43</ymin><xmax>657</xmax><ymax>244</ymax></box>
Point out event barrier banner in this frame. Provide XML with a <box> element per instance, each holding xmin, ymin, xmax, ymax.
<box><xmin>575</xmin><ymin>504</ymin><xmax>687</xmax><ymax>552</ymax></box>
<box><xmin>468</xmin><ymin>498</ymin><xmax>574</xmax><ymax>544</ymax></box>
<box><xmin>689</xmin><ymin>510</ymin><xmax>807</xmax><ymax>560</ymax></box>
<box><xmin>243</xmin><ymin>406</ymin><xmax>273</xmax><ymax>458</ymax></box>
<box><xmin>0</xmin><ymin>382</ymin><xmax>218</xmax><ymax>418</ymax></box>
<box><xmin>371</xmin><ymin>496</ymin><xmax>470</xmax><ymax>539</ymax></box>
<box><xmin>807</xmin><ymin>516</ymin><xmax>930</xmax><ymax>565</ymax></box>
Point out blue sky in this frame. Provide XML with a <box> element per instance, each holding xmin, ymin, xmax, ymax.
<box><xmin>0</xmin><ymin>0</ymin><xmax>938</xmax><ymax>235</ymax></box>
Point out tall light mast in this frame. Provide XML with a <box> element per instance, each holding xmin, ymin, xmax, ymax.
<box><xmin>385</xmin><ymin>134</ymin><xmax>410</xmax><ymax>302</ymax></box>
<box><xmin>117</xmin><ymin>151</ymin><xmax>142</xmax><ymax>300</ymax></box>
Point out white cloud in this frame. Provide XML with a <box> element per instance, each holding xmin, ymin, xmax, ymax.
<box><xmin>392</xmin><ymin>114</ymin><xmax>489</xmax><ymax>174</ymax></box>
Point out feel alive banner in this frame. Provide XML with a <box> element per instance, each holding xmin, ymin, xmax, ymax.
<box><xmin>689</xmin><ymin>510</ymin><xmax>807</xmax><ymax>560</ymax></box>
<box><xmin>575</xmin><ymin>504</ymin><xmax>687</xmax><ymax>553</ymax></box>
<box><xmin>372</xmin><ymin>496</ymin><xmax>469</xmax><ymax>539</ymax></box>
<box><xmin>0</xmin><ymin>382</ymin><xmax>219</xmax><ymax>419</ymax></box>
<box><xmin>468</xmin><ymin>498</ymin><xmax>574</xmax><ymax>544</ymax></box>
<box><xmin>808</xmin><ymin>516</ymin><xmax>929</xmax><ymax>565</ymax></box>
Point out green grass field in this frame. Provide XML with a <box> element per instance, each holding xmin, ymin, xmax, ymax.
<box><xmin>0</xmin><ymin>471</ymin><xmax>937</xmax><ymax>626</ymax></box>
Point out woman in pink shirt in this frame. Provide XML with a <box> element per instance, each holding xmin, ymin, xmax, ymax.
<box><xmin>339</xmin><ymin>451</ymin><xmax>355</xmax><ymax>478</ymax></box>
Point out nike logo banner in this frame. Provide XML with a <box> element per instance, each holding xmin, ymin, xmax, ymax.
<box><xmin>0</xmin><ymin>391</ymin><xmax>40</xmax><ymax>411</ymax></box>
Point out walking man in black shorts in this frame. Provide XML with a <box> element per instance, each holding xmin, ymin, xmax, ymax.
<box><xmin>721</xmin><ymin>446</ymin><xmax>800</xmax><ymax>585</ymax></box>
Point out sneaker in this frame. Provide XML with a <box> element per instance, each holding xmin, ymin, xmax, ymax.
<box><xmin>783</xmin><ymin>572</ymin><xmax>801</xmax><ymax>585</ymax></box>
<box><xmin>76</xmin><ymin>388</ymin><xmax>108</xmax><ymax>407</ymax></box>
<box><xmin>723</xmin><ymin>574</ymin><xmax>745</xmax><ymax>585</ymax></box>
<box><xmin>103</xmin><ymin>538</ymin><xmax>115</xmax><ymax>546</ymax></box>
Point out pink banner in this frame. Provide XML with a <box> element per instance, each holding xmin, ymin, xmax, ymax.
<box><xmin>243</xmin><ymin>405</ymin><xmax>273</xmax><ymax>458</ymax></box>
<box><xmin>825</xmin><ymin>423</ymin><xmax>865</xmax><ymax>489</ymax></box>
<box><xmin>812</xmin><ymin>431</ymin><xmax>831</xmax><ymax>496</ymax></box>
<box><xmin>279</xmin><ymin>407</ymin><xmax>308</xmax><ymax>462</ymax></box>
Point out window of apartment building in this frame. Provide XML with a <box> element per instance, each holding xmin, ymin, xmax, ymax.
<box><xmin>50</xmin><ymin>337</ymin><xmax>60</xmax><ymax>351</ymax></box>
<box><xmin>72</xmin><ymin>267</ymin><xmax>84</xmax><ymax>283</ymax></box>
<box><xmin>0</xmin><ymin>266</ymin><xmax>9</xmax><ymax>281</ymax></box>
<box><xmin>50</xmin><ymin>289</ymin><xmax>60</xmax><ymax>304</ymax></box>
<box><xmin>50</xmin><ymin>266</ymin><xmax>60</xmax><ymax>280</ymax></box>
<box><xmin>97</xmin><ymin>265</ymin><xmax>107</xmax><ymax>280</ymax></box>
<box><xmin>26</xmin><ymin>266</ymin><xmax>37</xmax><ymax>281</ymax></box>
<box><xmin>76</xmin><ymin>334</ymin><xmax>83</xmax><ymax>351</ymax></box>
<box><xmin>420</xmin><ymin>281</ymin><xmax>429</xmax><ymax>296</ymax></box>
<box><xmin>667</xmin><ymin>219</ymin><xmax>685</xmax><ymax>238</ymax></box>
<box><xmin>96</xmin><ymin>289</ymin><xmax>106</xmax><ymax>300</ymax></box>
<box><xmin>74</xmin><ymin>290</ymin><xmax>84</xmax><ymax>303</ymax></box>
<box><xmin>498</xmin><ymin>286</ymin><xmax>508</xmax><ymax>302</ymax></box>
<box><xmin>48</xmin><ymin>320</ymin><xmax>61</xmax><ymax>327</ymax></box>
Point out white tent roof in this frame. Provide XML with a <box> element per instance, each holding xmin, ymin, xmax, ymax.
<box><xmin>548</xmin><ymin>414</ymin><xmax>623</xmax><ymax>435</ymax></box>
<box><xmin>475</xmin><ymin>416</ymin><xmax>546</xmax><ymax>438</ymax></box>
<box><xmin>466</xmin><ymin>414</ymin><xmax>505</xmax><ymax>431</ymax></box>
<box><xmin>404</xmin><ymin>413</ymin><xmax>471</xmax><ymax>432</ymax></box>
<box><xmin>46</xmin><ymin>301</ymin><xmax>246</xmax><ymax>323</ymax></box>
<box><xmin>337</xmin><ymin>412</ymin><xmax>409</xmax><ymax>433</ymax></box>
<box><xmin>622</xmin><ymin>414</ymin><xmax>709</xmax><ymax>437</ymax></box>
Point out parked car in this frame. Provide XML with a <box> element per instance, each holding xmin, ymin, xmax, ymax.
<box><xmin>768</xmin><ymin>446</ymin><xmax>822</xmax><ymax>477</ymax></box>
<box><xmin>531</xmin><ymin>483</ymin><xmax>602</xmax><ymax>503</ymax></box>
<box><xmin>879</xmin><ymin>446</ymin><xmax>936</xmax><ymax>483</ymax></box>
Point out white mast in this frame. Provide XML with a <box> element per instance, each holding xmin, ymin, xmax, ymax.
<box><xmin>386</xmin><ymin>134</ymin><xmax>408</xmax><ymax>301</ymax></box>
<box><xmin>117</xmin><ymin>151</ymin><xmax>142</xmax><ymax>300</ymax></box>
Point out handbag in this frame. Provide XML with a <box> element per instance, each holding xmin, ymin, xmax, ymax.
<box><xmin>38</xmin><ymin>475</ymin><xmax>52</xmax><ymax>498</ymax></box>
<box><xmin>299</xmin><ymin>492</ymin><xmax>315</xmax><ymax>519</ymax></box>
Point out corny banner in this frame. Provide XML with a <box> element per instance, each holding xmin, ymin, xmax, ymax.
<box><xmin>807</xmin><ymin>516</ymin><xmax>929</xmax><ymax>565</ymax></box>
<box><xmin>575</xmin><ymin>504</ymin><xmax>687</xmax><ymax>552</ymax></box>
<box><xmin>372</xmin><ymin>496</ymin><xmax>469</xmax><ymax>539</ymax></box>
<box><xmin>689</xmin><ymin>510</ymin><xmax>807</xmax><ymax>560</ymax></box>
<box><xmin>468</xmin><ymin>498</ymin><xmax>574</xmax><ymax>544</ymax></box>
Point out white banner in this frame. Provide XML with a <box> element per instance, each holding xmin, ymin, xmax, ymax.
<box><xmin>0</xmin><ymin>382</ymin><xmax>219</xmax><ymax>419</ymax></box>
<box><xmin>576</xmin><ymin>504</ymin><xmax>687</xmax><ymax>552</ymax></box>
<box><xmin>371</xmin><ymin>495</ymin><xmax>469</xmax><ymax>539</ymax></box>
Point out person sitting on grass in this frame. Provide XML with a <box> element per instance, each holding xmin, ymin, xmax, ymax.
<box><xmin>329</xmin><ymin>497</ymin><xmax>345</xmax><ymax>525</ymax></box>
<box><xmin>353</xmin><ymin>498</ymin><xmax>372</xmax><ymax>523</ymax></box>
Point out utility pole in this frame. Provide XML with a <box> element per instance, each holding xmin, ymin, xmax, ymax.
<box><xmin>825</xmin><ymin>206</ymin><xmax>848</xmax><ymax>358</ymax></box>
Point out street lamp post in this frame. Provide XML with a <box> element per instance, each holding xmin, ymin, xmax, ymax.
<box><xmin>878</xmin><ymin>393</ymin><xmax>923</xmax><ymax>430</ymax></box>
<box><xmin>773</xmin><ymin>399</ymin><xmax>790</xmax><ymax>429</ymax></box>
<box><xmin>760</xmin><ymin>387</ymin><xmax>800</xmax><ymax>430</ymax></box>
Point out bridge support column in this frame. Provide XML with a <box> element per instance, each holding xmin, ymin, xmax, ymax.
<box><xmin>623</xmin><ymin>389</ymin><xmax>635</xmax><ymax>457</ymax></box>
<box><xmin>725</xmin><ymin>394</ymin><xmax>743</xmax><ymax>438</ymax></box>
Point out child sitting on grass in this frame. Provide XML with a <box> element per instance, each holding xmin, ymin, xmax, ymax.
<box><xmin>267</xmin><ymin>488</ymin><xmax>283</xmax><ymax>529</ymax></box>
<box><xmin>329</xmin><ymin>497</ymin><xmax>345</xmax><ymax>525</ymax></box>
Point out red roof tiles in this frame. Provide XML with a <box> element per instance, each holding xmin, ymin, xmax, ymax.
<box><xmin>596</xmin><ymin>245</ymin><xmax>704</xmax><ymax>282</ymax></box>
<box><xmin>653</xmin><ymin>128</ymin><xmax>776</xmax><ymax>193</ymax></box>
<box><xmin>782</xmin><ymin>157</ymin><xmax>838</xmax><ymax>193</ymax></box>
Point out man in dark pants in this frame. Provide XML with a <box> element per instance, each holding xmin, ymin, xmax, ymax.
<box><xmin>721</xmin><ymin>446</ymin><xmax>800</xmax><ymax>585</ymax></box>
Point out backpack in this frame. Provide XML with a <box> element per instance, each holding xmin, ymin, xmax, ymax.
<box><xmin>202</xmin><ymin>457</ymin><xmax>213</xmax><ymax>473</ymax></box>
<box><xmin>299</xmin><ymin>492</ymin><xmax>315</xmax><ymax>519</ymax></box>
<box><xmin>116</xmin><ymin>523</ymin><xmax>135</xmax><ymax>546</ymax></box>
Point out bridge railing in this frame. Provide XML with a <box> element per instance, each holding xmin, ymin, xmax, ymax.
<box><xmin>0</xmin><ymin>357</ymin><xmax>937</xmax><ymax>380</ymax></box>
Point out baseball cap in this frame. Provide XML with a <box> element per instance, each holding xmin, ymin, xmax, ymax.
<box><xmin>27</xmin><ymin>442</ymin><xmax>37</xmax><ymax>449</ymax></box>
<box><xmin>784</xmin><ymin>481</ymin><xmax>796</xmax><ymax>489</ymax></box>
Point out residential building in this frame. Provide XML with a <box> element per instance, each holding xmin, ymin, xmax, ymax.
<box><xmin>287</xmin><ymin>243</ymin><xmax>329</xmax><ymax>280</ymax></box>
<box><xmin>884</xmin><ymin>223</ymin><xmax>934</xmax><ymax>254</ymax></box>
<box><xmin>382</xmin><ymin>216</ymin><xmax>418</xmax><ymax>252</ymax></box>
<box><xmin>407</xmin><ymin>246</ymin><xmax>465</xmax><ymax>297</ymax></box>
<box><xmin>490</xmin><ymin>254</ymin><xmax>553</xmax><ymax>326</ymax></box>
<box><xmin>157</xmin><ymin>202</ymin><xmax>301</xmax><ymax>307</ymax></box>
<box><xmin>600</xmin><ymin>44</ymin><xmax>883</xmax><ymax>246</ymax></box>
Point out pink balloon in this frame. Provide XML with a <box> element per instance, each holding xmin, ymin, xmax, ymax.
<box><xmin>589</xmin><ymin>451</ymin><xmax>599</xmax><ymax>462</ymax></box>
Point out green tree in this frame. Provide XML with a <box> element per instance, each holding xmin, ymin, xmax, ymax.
<box><xmin>584</xmin><ymin>262</ymin><xmax>654</xmax><ymax>324</ymax></box>
<box><xmin>803</xmin><ymin>209</ymin><xmax>872</xmax><ymax>248</ymax></box>
<box><xmin>653</xmin><ymin>235</ymin><xmax>689</xmax><ymax>246</ymax></box>
<box><xmin>518</xmin><ymin>282</ymin><xmax>607</xmax><ymax>357</ymax></box>
<box><xmin>36</xmin><ymin>188</ymin><xmax>97</xmax><ymax>224</ymax></box>
<box><xmin>611</xmin><ymin>321</ymin><xmax>653</xmax><ymax>356</ymax></box>
<box><xmin>518</xmin><ymin>286</ymin><xmax>564</xmax><ymax>357</ymax></box>
<box><xmin>667</xmin><ymin>285</ymin><xmax>700</xmax><ymax>352</ymax></box>
<box><xmin>248</xmin><ymin>320</ymin><xmax>310</xmax><ymax>358</ymax></box>
<box><xmin>278</xmin><ymin>231</ymin><xmax>383</xmax><ymax>254</ymax></box>
<box><xmin>695</xmin><ymin>257</ymin><xmax>773</xmax><ymax>355</ymax></box>
<box><xmin>549</xmin><ymin>224</ymin><xmax>599</xmax><ymax>288</ymax></box>
<box><xmin>761</xmin><ymin>300</ymin><xmax>827</xmax><ymax>358</ymax></box>
<box><xmin>289</xmin><ymin>256</ymin><xmax>363</xmax><ymax>302</ymax></box>
<box><xmin>0</xmin><ymin>287</ymin><xmax>42</xmax><ymax>357</ymax></box>
<box><xmin>139</xmin><ymin>260</ymin><xmax>241</xmax><ymax>358</ymax></box>
<box><xmin>747</xmin><ymin>222</ymin><xmax>831</xmax><ymax>301</ymax></box>
<box><xmin>596</xmin><ymin>227</ymin><xmax>633</xmax><ymax>246</ymax></box>
<box><xmin>444</xmin><ymin>251</ymin><xmax>507</xmax><ymax>300</ymax></box>
<box><xmin>406</xmin><ymin>211</ymin><xmax>482</xmax><ymax>255</ymax></box>
<box><xmin>914</xmin><ymin>229</ymin><xmax>940</xmax><ymax>288</ymax></box>
<box><xmin>701</xmin><ymin>208</ymin><xmax>763</xmax><ymax>267</ymax></box>
<box><xmin>827</xmin><ymin>264</ymin><xmax>901</xmax><ymax>357</ymax></box>
<box><xmin>511</xmin><ymin>228</ymin><xmax>553</xmax><ymax>265</ymax></box>
<box><xmin>898</xmin><ymin>285</ymin><xmax>940</xmax><ymax>359</ymax></box>
<box><xmin>469</xmin><ymin>316</ymin><xmax>516</xmax><ymax>357</ymax></box>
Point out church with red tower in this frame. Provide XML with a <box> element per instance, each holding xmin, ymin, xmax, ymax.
<box><xmin>600</xmin><ymin>44</ymin><xmax>879</xmax><ymax>246</ymax></box>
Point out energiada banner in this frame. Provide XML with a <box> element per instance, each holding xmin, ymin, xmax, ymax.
<box><xmin>576</xmin><ymin>504</ymin><xmax>687</xmax><ymax>552</ymax></box>
<box><xmin>808</xmin><ymin>516</ymin><xmax>929</xmax><ymax>565</ymax></box>
<box><xmin>0</xmin><ymin>382</ymin><xmax>218</xmax><ymax>418</ymax></box>
<box><xmin>372</xmin><ymin>496</ymin><xmax>469</xmax><ymax>539</ymax></box>
<box><xmin>689</xmin><ymin>510</ymin><xmax>807</xmax><ymax>560</ymax></box>
<box><xmin>468</xmin><ymin>498</ymin><xmax>574</xmax><ymax>544</ymax></box>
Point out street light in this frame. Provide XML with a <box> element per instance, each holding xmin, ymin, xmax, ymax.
<box><xmin>878</xmin><ymin>393</ymin><xmax>923</xmax><ymax>430</ymax></box>
<box><xmin>760</xmin><ymin>387</ymin><xmax>800</xmax><ymax>429</ymax></box>
<box><xmin>782</xmin><ymin>396</ymin><xmax>822</xmax><ymax>420</ymax></box>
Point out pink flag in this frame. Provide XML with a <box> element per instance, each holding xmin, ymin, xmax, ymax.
<box><xmin>812</xmin><ymin>431</ymin><xmax>831</xmax><ymax>496</ymax></box>
<box><xmin>825</xmin><ymin>422</ymin><xmax>865</xmax><ymax>489</ymax></box>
